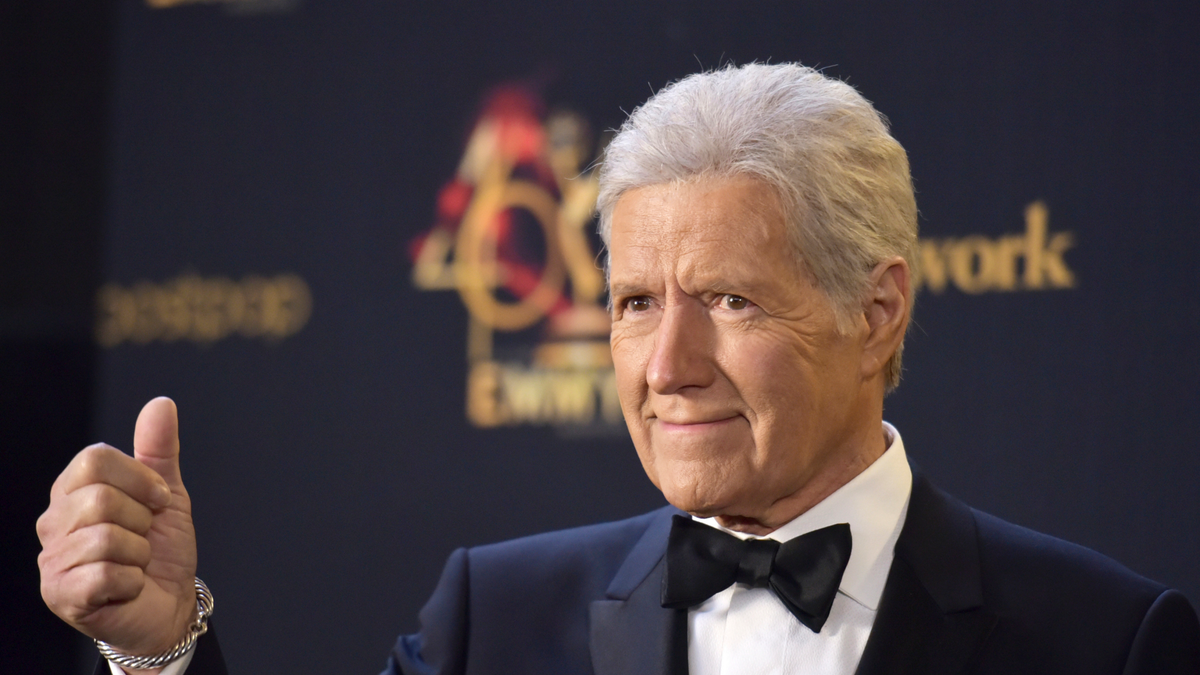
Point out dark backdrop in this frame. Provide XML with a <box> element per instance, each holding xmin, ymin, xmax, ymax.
<box><xmin>5</xmin><ymin>1</ymin><xmax>1198</xmax><ymax>673</ymax></box>
<box><xmin>3</xmin><ymin>1</ymin><xmax>113</xmax><ymax>672</ymax></box>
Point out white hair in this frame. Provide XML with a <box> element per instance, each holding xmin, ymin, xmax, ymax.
<box><xmin>596</xmin><ymin>62</ymin><xmax>918</xmax><ymax>390</ymax></box>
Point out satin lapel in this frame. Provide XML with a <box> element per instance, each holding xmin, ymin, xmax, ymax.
<box><xmin>854</xmin><ymin>472</ymin><xmax>998</xmax><ymax>675</ymax></box>
<box><xmin>590</xmin><ymin>509</ymin><xmax>687</xmax><ymax>675</ymax></box>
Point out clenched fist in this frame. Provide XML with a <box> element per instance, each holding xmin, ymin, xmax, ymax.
<box><xmin>37</xmin><ymin>397</ymin><xmax>199</xmax><ymax>670</ymax></box>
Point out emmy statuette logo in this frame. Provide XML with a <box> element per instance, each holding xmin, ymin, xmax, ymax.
<box><xmin>411</xmin><ymin>86</ymin><xmax>622</xmax><ymax>431</ymax></box>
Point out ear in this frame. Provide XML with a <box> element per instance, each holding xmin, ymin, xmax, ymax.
<box><xmin>860</xmin><ymin>257</ymin><xmax>912</xmax><ymax>381</ymax></box>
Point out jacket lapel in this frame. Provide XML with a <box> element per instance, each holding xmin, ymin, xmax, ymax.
<box><xmin>855</xmin><ymin>472</ymin><xmax>998</xmax><ymax>675</ymax></box>
<box><xmin>590</xmin><ymin>508</ymin><xmax>688</xmax><ymax>675</ymax></box>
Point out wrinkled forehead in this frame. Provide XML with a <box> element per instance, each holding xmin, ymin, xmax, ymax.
<box><xmin>608</xmin><ymin>174</ymin><xmax>787</xmax><ymax>246</ymax></box>
<box><xmin>606</xmin><ymin>176</ymin><xmax>799</xmax><ymax>285</ymax></box>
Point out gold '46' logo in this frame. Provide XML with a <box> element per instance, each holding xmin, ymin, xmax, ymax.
<box><xmin>410</xmin><ymin>87</ymin><xmax>621</xmax><ymax>430</ymax></box>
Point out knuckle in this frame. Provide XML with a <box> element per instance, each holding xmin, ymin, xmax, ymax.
<box><xmin>85</xmin><ymin>483</ymin><xmax>117</xmax><ymax>515</ymax></box>
<box><xmin>92</xmin><ymin>523</ymin><xmax>146</xmax><ymax>565</ymax></box>
<box><xmin>37</xmin><ymin>548</ymin><xmax>54</xmax><ymax>574</ymax></box>
<box><xmin>75</xmin><ymin>562</ymin><xmax>107</xmax><ymax>597</ymax></box>
<box><xmin>81</xmin><ymin>562</ymin><xmax>139</xmax><ymax>607</ymax></box>
<box><xmin>74</xmin><ymin>447</ymin><xmax>101</xmax><ymax>477</ymax></box>
<box><xmin>76</xmin><ymin>445</ymin><xmax>117</xmax><ymax>477</ymax></box>
<box><xmin>77</xmin><ymin>523</ymin><xmax>114</xmax><ymax>559</ymax></box>
<box><xmin>75</xmin><ymin>566</ymin><xmax>108</xmax><ymax>607</ymax></box>
<box><xmin>35</xmin><ymin>510</ymin><xmax>52</xmax><ymax>542</ymax></box>
<box><xmin>37</xmin><ymin>541</ymin><xmax>69</xmax><ymax>578</ymax></box>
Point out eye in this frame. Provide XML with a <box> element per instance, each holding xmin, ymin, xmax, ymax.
<box><xmin>720</xmin><ymin>294</ymin><xmax>752</xmax><ymax>310</ymax></box>
<box><xmin>624</xmin><ymin>296</ymin><xmax>653</xmax><ymax>312</ymax></box>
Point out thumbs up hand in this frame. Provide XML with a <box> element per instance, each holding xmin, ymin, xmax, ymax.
<box><xmin>38</xmin><ymin>398</ymin><xmax>200</xmax><ymax>664</ymax></box>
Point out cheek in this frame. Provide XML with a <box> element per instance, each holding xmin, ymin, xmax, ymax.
<box><xmin>721</xmin><ymin>336</ymin><xmax>807</xmax><ymax>405</ymax></box>
<box><xmin>610</xmin><ymin>332</ymin><xmax>647</xmax><ymax>404</ymax></box>
<box><xmin>718</xmin><ymin>335</ymin><xmax>825</xmax><ymax>453</ymax></box>
<box><xmin>611</xmin><ymin>331</ymin><xmax>660</xmax><ymax>483</ymax></box>
<box><xmin>611</xmin><ymin>337</ymin><xmax>650</xmax><ymax>435</ymax></box>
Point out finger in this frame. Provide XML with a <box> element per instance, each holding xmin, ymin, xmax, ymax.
<box><xmin>57</xmin><ymin>445</ymin><xmax>171</xmax><ymax>509</ymax></box>
<box><xmin>68</xmin><ymin>484</ymin><xmax>155</xmax><ymax>535</ymax></box>
<box><xmin>44</xmin><ymin>561</ymin><xmax>145</xmax><ymax>621</ymax></box>
<box><xmin>59</xmin><ymin>523</ymin><xmax>153</xmax><ymax>571</ymax></box>
<box><xmin>37</xmin><ymin>484</ymin><xmax>153</xmax><ymax>549</ymax></box>
<box><xmin>133</xmin><ymin>397</ymin><xmax>183</xmax><ymax>489</ymax></box>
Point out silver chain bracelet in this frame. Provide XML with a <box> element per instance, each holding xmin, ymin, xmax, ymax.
<box><xmin>95</xmin><ymin>577</ymin><xmax>214</xmax><ymax>670</ymax></box>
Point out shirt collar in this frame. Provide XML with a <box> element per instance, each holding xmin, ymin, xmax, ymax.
<box><xmin>694</xmin><ymin>422</ymin><xmax>912</xmax><ymax>611</ymax></box>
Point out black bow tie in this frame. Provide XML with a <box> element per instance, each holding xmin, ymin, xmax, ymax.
<box><xmin>661</xmin><ymin>515</ymin><xmax>852</xmax><ymax>633</ymax></box>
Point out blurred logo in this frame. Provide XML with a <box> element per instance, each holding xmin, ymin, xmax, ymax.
<box><xmin>410</xmin><ymin>85</ymin><xmax>621</xmax><ymax>432</ymax></box>
<box><xmin>96</xmin><ymin>273</ymin><xmax>311</xmax><ymax>347</ymax></box>
<box><xmin>915</xmin><ymin>201</ymin><xmax>1077</xmax><ymax>294</ymax></box>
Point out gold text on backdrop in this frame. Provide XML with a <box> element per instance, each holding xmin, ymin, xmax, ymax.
<box><xmin>95</xmin><ymin>273</ymin><xmax>311</xmax><ymax>347</ymax></box>
<box><xmin>916</xmin><ymin>201</ymin><xmax>1076</xmax><ymax>294</ymax></box>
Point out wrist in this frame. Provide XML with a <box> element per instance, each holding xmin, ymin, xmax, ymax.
<box><xmin>110</xmin><ymin>640</ymin><xmax>198</xmax><ymax>675</ymax></box>
<box><xmin>97</xmin><ymin>578</ymin><xmax>213</xmax><ymax>672</ymax></box>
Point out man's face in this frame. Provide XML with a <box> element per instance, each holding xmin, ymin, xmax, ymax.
<box><xmin>608</xmin><ymin>175</ymin><xmax>878</xmax><ymax>530</ymax></box>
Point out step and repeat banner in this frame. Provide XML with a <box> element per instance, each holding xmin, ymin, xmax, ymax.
<box><xmin>92</xmin><ymin>1</ymin><xmax>1198</xmax><ymax>673</ymax></box>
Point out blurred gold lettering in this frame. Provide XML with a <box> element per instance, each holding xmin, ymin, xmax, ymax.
<box><xmin>1022</xmin><ymin>201</ymin><xmax>1076</xmax><ymax>289</ymax></box>
<box><xmin>467</xmin><ymin>361</ymin><xmax>506</xmax><ymax>427</ymax></box>
<box><xmin>504</xmin><ymin>368</ymin><xmax>550</xmax><ymax>422</ymax></box>
<box><xmin>96</xmin><ymin>273</ymin><xmax>311</xmax><ymax>347</ymax></box>
<box><xmin>946</xmin><ymin>236</ymin><xmax>1000</xmax><ymax>294</ymax></box>
<box><xmin>915</xmin><ymin>200</ymin><xmax>1076</xmax><ymax>294</ymax></box>
<box><xmin>466</xmin><ymin>361</ymin><xmax>620</xmax><ymax>427</ymax></box>
<box><xmin>918</xmin><ymin>240</ymin><xmax>950</xmax><ymax>293</ymax></box>
<box><xmin>547</xmin><ymin>372</ymin><xmax>595</xmax><ymax>423</ymax></box>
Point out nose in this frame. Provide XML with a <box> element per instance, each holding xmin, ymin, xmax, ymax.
<box><xmin>645</xmin><ymin>300</ymin><xmax>714</xmax><ymax>395</ymax></box>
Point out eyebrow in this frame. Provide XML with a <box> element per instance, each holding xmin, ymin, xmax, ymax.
<box><xmin>607</xmin><ymin>282</ymin><xmax>649</xmax><ymax>299</ymax></box>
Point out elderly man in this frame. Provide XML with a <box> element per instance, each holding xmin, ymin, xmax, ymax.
<box><xmin>38</xmin><ymin>63</ymin><xmax>1199</xmax><ymax>675</ymax></box>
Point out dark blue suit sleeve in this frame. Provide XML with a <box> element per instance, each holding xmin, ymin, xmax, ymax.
<box><xmin>384</xmin><ymin>547</ymin><xmax>470</xmax><ymax>675</ymax></box>
<box><xmin>1121</xmin><ymin>589</ymin><xmax>1200</xmax><ymax>675</ymax></box>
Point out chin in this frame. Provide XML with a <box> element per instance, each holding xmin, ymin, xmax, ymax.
<box><xmin>658</xmin><ymin>478</ymin><xmax>739</xmax><ymax>518</ymax></box>
<box><xmin>643</xmin><ymin>452</ymin><xmax>760</xmax><ymax>515</ymax></box>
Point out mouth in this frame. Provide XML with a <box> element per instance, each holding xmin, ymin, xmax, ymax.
<box><xmin>655</xmin><ymin>415</ymin><xmax>741</xmax><ymax>432</ymax></box>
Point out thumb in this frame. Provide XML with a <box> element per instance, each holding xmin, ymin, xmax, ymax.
<box><xmin>133</xmin><ymin>396</ymin><xmax>184</xmax><ymax>489</ymax></box>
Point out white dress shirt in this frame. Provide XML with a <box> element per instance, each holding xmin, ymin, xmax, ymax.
<box><xmin>687</xmin><ymin>422</ymin><xmax>912</xmax><ymax>675</ymax></box>
<box><xmin>115</xmin><ymin>423</ymin><xmax>911</xmax><ymax>675</ymax></box>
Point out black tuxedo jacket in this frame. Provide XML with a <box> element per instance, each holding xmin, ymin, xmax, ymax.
<box><xmin>103</xmin><ymin>473</ymin><xmax>1200</xmax><ymax>675</ymax></box>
